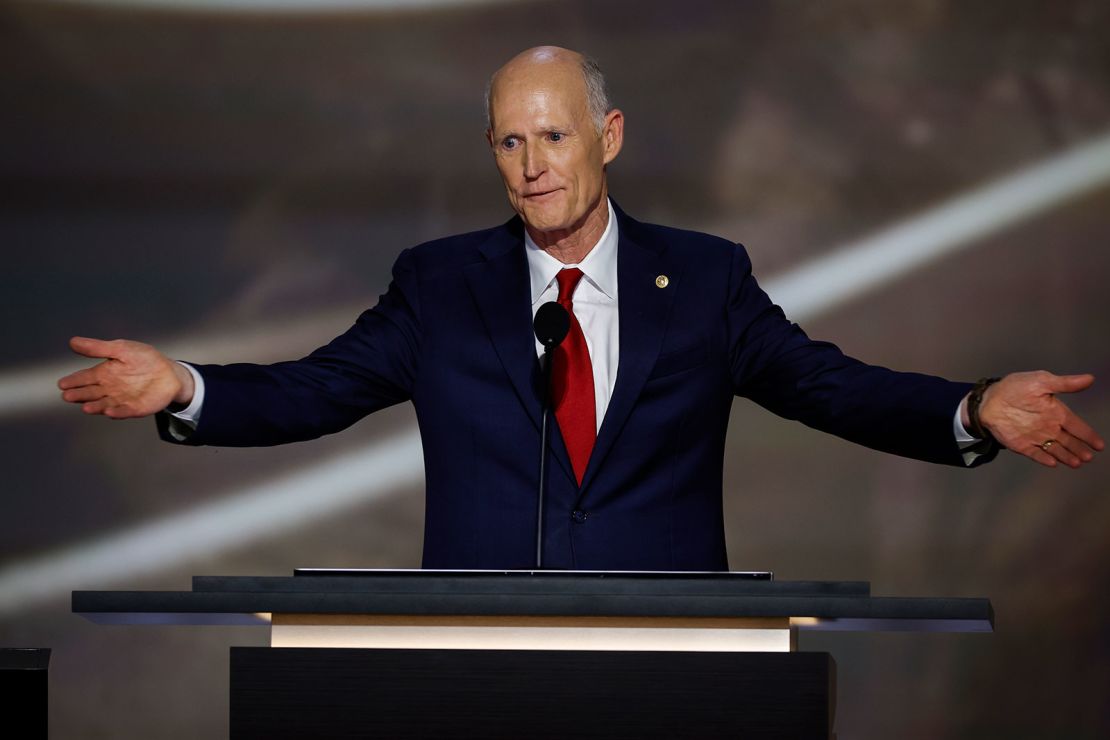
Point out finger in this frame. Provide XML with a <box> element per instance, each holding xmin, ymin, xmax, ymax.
<box><xmin>69</xmin><ymin>336</ymin><xmax>120</xmax><ymax>360</ymax></box>
<box><xmin>1061</xmin><ymin>410</ymin><xmax>1105</xmax><ymax>452</ymax></box>
<box><xmin>1041</xmin><ymin>437</ymin><xmax>1082</xmax><ymax>469</ymax></box>
<box><xmin>81</xmin><ymin>398</ymin><xmax>114</xmax><ymax>415</ymax></box>
<box><xmin>58</xmin><ymin>367</ymin><xmax>103</xmax><ymax>390</ymax></box>
<box><xmin>61</xmin><ymin>386</ymin><xmax>107</xmax><ymax>404</ymax></box>
<box><xmin>1024</xmin><ymin>446</ymin><xmax>1058</xmax><ymax>468</ymax></box>
<box><xmin>1043</xmin><ymin>373</ymin><xmax>1095</xmax><ymax>395</ymax></box>
<box><xmin>1053</xmin><ymin>430</ymin><xmax>1095</xmax><ymax>464</ymax></box>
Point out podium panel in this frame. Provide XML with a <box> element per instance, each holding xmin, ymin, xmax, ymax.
<box><xmin>230</xmin><ymin>647</ymin><xmax>836</xmax><ymax>740</ymax></box>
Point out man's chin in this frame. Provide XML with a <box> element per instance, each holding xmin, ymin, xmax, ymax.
<box><xmin>519</xmin><ymin>206</ymin><xmax>572</xmax><ymax>234</ymax></box>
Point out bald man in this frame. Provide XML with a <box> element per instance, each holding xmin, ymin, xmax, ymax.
<box><xmin>59</xmin><ymin>47</ymin><xmax>1103</xmax><ymax>570</ymax></box>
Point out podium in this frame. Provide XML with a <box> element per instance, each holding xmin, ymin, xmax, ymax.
<box><xmin>0</xmin><ymin>648</ymin><xmax>50</xmax><ymax>740</ymax></box>
<box><xmin>74</xmin><ymin>570</ymin><xmax>993</xmax><ymax>739</ymax></box>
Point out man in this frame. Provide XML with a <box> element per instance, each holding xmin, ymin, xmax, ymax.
<box><xmin>58</xmin><ymin>47</ymin><xmax>1103</xmax><ymax>570</ymax></box>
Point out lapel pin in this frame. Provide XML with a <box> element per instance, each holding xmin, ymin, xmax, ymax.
<box><xmin>655</xmin><ymin>275</ymin><xmax>669</xmax><ymax>289</ymax></box>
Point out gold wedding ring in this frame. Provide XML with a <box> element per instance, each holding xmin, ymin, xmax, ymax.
<box><xmin>1040</xmin><ymin>439</ymin><xmax>1056</xmax><ymax>451</ymax></box>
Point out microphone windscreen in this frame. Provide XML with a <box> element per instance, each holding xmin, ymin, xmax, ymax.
<box><xmin>533</xmin><ymin>301</ymin><xmax>570</xmax><ymax>349</ymax></box>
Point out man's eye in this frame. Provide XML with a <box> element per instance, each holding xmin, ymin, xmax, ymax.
<box><xmin>549</xmin><ymin>132</ymin><xmax>563</xmax><ymax>142</ymax></box>
<box><xmin>502</xmin><ymin>137</ymin><xmax>518</xmax><ymax>150</ymax></box>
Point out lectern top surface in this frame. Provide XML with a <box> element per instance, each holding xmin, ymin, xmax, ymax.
<box><xmin>73</xmin><ymin>573</ymin><xmax>992</xmax><ymax>632</ymax></box>
<box><xmin>293</xmin><ymin>568</ymin><xmax>773</xmax><ymax>580</ymax></box>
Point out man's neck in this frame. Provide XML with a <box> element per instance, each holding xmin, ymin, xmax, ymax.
<box><xmin>525</xmin><ymin>191</ymin><xmax>610</xmax><ymax>265</ymax></box>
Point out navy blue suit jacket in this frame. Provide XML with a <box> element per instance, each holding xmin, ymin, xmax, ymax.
<box><xmin>161</xmin><ymin>204</ymin><xmax>985</xmax><ymax>570</ymax></box>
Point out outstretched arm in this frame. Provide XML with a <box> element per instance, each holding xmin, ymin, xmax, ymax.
<box><xmin>58</xmin><ymin>336</ymin><xmax>194</xmax><ymax>419</ymax></box>
<box><xmin>969</xmin><ymin>371</ymin><xmax>1104</xmax><ymax>469</ymax></box>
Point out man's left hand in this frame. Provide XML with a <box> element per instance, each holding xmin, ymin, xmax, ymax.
<box><xmin>977</xmin><ymin>371</ymin><xmax>1104</xmax><ymax>468</ymax></box>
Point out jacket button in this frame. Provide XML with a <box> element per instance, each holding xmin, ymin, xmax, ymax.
<box><xmin>571</xmin><ymin>510</ymin><xmax>588</xmax><ymax>523</ymax></box>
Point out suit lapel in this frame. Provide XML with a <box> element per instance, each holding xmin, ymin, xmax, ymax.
<box><xmin>464</xmin><ymin>219</ymin><xmax>576</xmax><ymax>483</ymax></box>
<box><xmin>578</xmin><ymin>210</ymin><xmax>678</xmax><ymax>497</ymax></box>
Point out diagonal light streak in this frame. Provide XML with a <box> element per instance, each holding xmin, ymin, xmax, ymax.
<box><xmin>2</xmin><ymin>130</ymin><xmax>1109</xmax><ymax>614</ymax></box>
<box><xmin>0</xmin><ymin>429</ymin><xmax>423</xmax><ymax>616</ymax></box>
<box><xmin>762</xmin><ymin>132</ymin><xmax>1110</xmax><ymax>323</ymax></box>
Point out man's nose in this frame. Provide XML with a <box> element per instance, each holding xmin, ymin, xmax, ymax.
<box><xmin>522</xmin><ymin>145</ymin><xmax>546</xmax><ymax>180</ymax></box>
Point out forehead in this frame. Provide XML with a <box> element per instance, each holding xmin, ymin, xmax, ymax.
<box><xmin>489</xmin><ymin>63</ymin><xmax>590</xmax><ymax>132</ymax></box>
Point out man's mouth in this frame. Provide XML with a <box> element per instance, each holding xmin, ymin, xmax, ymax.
<box><xmin>523</xmin><ymin>189</ymin><xmax>559</xmax><ymax>200</ymax></box>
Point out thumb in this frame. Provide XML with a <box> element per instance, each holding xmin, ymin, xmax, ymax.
<box><xmin>1044</xmin><ymin>373</ymin><xmax>1095</xmax><ymax>394</ymax></box>
<box><xmin>69</xmin><ymin>336</ymin><xmax>119</xmax><ymax>360</ymax></box>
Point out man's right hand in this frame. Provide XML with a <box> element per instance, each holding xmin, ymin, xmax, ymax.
<box><xmin>58</xmin><ymin>337</ymin><xmax>194</xmax><ymax>419</ymax></box>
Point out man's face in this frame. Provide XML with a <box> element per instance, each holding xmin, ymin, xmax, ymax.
<box><xmin>487</xmin><ymin>61</ymin><xmax>621</xmax><ymax>236</ymax></box>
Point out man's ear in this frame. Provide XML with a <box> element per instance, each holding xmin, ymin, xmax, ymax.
<box><xmin>485</xmin><ymin>128</ymin><xmax>494</xmax><ymax>148</ymax></box>
<box><xmin>601</xmin><ymin>109</ymin><xmax>624</xmax><ymax>165</ymax></box>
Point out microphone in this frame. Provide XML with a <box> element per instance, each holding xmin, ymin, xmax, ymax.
<box><xmin>532</xmin><ymin>301</ymin><xmax>569</xmax><ymax>568</ymax></box>
<box><xmin>534</xmin><ymin>301</ymin><xmax>570</xmax><ymax>350</ymax></box>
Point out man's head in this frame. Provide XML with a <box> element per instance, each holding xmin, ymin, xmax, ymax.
<box><xmin>486</xmin><ymin>46</ymin><xmax>623</xmax><ymax>248</ymax></box>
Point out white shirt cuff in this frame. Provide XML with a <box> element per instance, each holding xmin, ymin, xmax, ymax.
<box><xmin>953</xmin><ymin>395</ymin><xmax>984</xmax><ymax>466</ymax></box>
<box><xmin>165</xmin><ymin>362</ymin><xmax>205</xmax><ymax>441</ymax></box>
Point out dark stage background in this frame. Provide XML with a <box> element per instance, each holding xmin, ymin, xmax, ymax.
<box><xmin>1</xmin><ymin>0</ymin><xmax>1109</xmax><ymax>737</ymax></box>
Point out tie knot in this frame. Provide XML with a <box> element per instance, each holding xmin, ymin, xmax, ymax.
<box><xmin>556</xmin><ymin>268</ymin><xmax>585</xmax><ymax>304</ymax></box>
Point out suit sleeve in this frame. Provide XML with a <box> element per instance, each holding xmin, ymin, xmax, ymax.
<box><xmin>725</xmin><ymin>244</ymin><xmax>996</xmax><ymax>467</ymax></box>
<box><xmin>156</xmin><ymin>248</ymin><xmax>422</xmax><ymax>447</ymax></box>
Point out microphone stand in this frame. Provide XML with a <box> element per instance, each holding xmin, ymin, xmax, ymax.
<box><xmin>536</xmin><ymin>345</ymin><xmax>555</xmax><ymax>569</ymax></box>
<box><xmin>532</xmin><ymin>301</ymin><xmax>569</xmax><ymax>570</ymax></box>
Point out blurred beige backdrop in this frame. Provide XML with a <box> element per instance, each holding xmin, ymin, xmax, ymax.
<box><xmin>1</xmin><ymin>0</ymin><xmax>1108</xmax><ymax>737</ymax></box>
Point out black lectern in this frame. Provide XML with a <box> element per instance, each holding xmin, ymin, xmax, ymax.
<box><xmin>74</xmin><ymin>570</ymin><xmax>993</xmax><ymax>739</ymax></box>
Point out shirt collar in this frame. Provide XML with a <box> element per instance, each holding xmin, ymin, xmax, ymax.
<box><xmin>525</xmin><ymin>198</ymin><xmax>619</xmax><ymax>305</ymax></box>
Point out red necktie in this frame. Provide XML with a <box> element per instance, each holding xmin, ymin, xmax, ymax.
<box><xmin>551</xmin><ymin>268</ymin><xmax>596</xmax><ymax>486</ymax></box>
